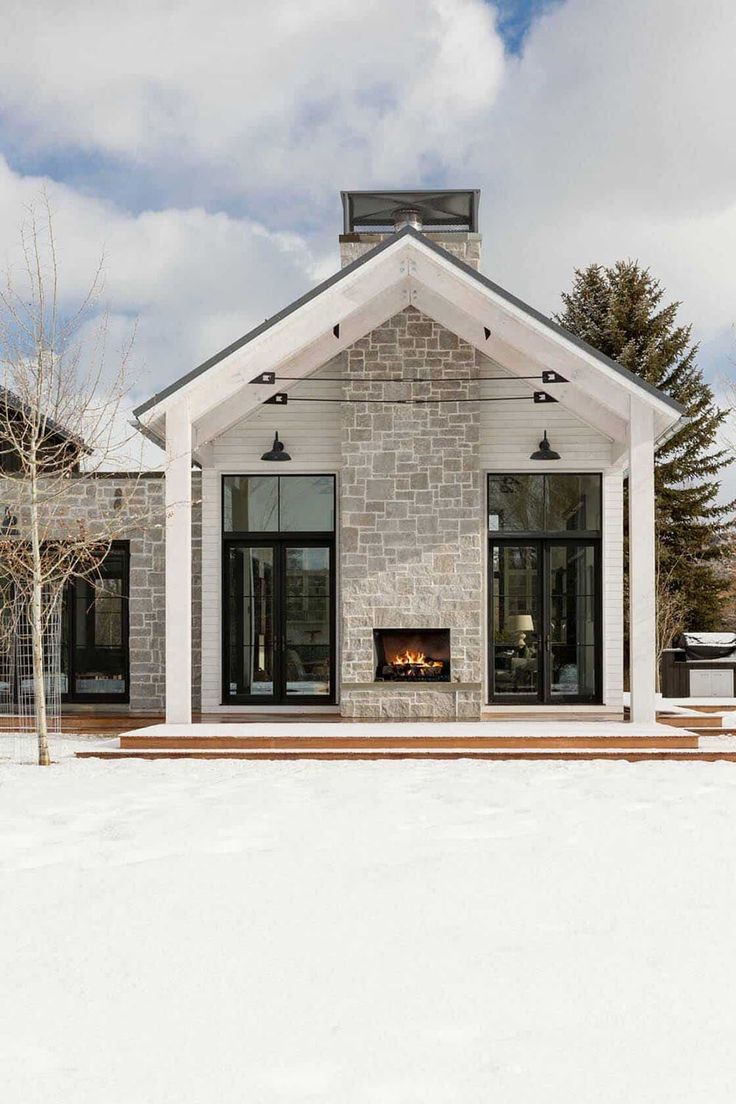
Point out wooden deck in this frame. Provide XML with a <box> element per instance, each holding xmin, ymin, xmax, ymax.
<box><xmin>61</xmin><ymin>711</ymin><xmax>343</xmax><ymax>735</ymax></box>
<box><xmin>65</xmin><ymin>704</ymin><xmax>736</xmax><ymax>762</ymax></box>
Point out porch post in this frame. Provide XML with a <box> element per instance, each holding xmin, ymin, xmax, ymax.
<box><xmin>628</xmin><ymin>399</ymin><xmax>656</xmax><ymax>725</ymax></box>
<box><xmin>165</xmin><ymin>400</ymin><xmax>192</xmax><ymax>724</ymax></box>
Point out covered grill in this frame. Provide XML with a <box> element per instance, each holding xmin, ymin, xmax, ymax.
<box><xmin>679</xmin><ymin>633</ymin><xmax>736</xmax><ymax>661</ymax></box>
<box><xmin>661</xmin><ymin>632</ymin><xmax>736</xmax><ymax>698</ymax></box>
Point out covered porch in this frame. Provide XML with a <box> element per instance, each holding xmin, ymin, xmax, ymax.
<box><xmin>133</xmin><ymin>228</ymin><xmax>682</xmax><ymax>731</ymax></box>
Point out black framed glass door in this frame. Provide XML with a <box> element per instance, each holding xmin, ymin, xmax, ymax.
<box><xmin>547</xmin><ymin>542</ymin><xmax>598</xmax><ymax>702</ymax></box>
<box><xmin>224</xmin><ymin>540</ymin><xmax>334</xmax><ymax>704</ymax></box>
<box><xmin>489</xmin><ymin>539</ymin><xmax>601</xmax><ymax>704</ymax></box>
<box><xmin>61</xmin><ymin>542</ymin><xmax>130</xmax><ymax>703</ymax></box>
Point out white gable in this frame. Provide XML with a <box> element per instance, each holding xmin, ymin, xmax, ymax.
<box><xmin>135</xmin><ymin>229</ymin><xmax>682</xmax><ymax>459</ymax></box>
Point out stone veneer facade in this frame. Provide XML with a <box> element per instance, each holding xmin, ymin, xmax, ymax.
<box><xmin>0</xmin><ymin>471</ymin><xmax>202</xmax><ymax>714</ymax></box>
<box><xmin>339</xmin><ymin>231</ymin><xmax>482</xmax><ymax>272</ymax></box>
<box><xmin>77</xmin><ymin>473</ymin><xmax>202</xmax><ymax>713</ymax></box>
<box><xmin>339</xmin><ymin>306</ymin><xmax>483</xmax><ymax>719</ymax></box>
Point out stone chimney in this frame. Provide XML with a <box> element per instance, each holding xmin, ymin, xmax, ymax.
<box><xmin>339</xmin><ymin>189</ymin><xmax>482</xmax><ymax>270</ymax></box>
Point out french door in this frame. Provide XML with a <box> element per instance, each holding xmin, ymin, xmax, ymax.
<box><xmin>489</xmin><ymin>539</ymin><xmax>601</xmax><ymax>704</ymax></box>
<box><xmin>223</xmin><ymin>539</ymin><xmax>335</xmax><ymax>705</ymax></box>
<box><xmin>61</xmin><ymin>542</ymin><xmax>130</xmax><ymax>702</ymax></box>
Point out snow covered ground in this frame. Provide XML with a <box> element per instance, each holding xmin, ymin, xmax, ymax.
<box><xmin>2</xmin><ymin>756</ymin><xmax>736</xmax><ymax>1103</ymax></box>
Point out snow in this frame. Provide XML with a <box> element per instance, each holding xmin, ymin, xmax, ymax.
<box><xmin>121</xmin><ymin>719</ymin><xmax>684</xmax><ymax>740</ymax></box>
<box><xmin>2</xmin><ymin>758</ymin><xmax>736</xmax><ymax>1102</ymax></box>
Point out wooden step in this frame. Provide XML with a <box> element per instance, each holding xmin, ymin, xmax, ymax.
<box><xmin>77</xmin><ymin>748</ymin><xmax>736</xmax><ymax>762</ymax></box>
<box><xmin>119</xmin><ymin>733</ymin><xmax>699</xmax><ymax>751</ymax></box>
<box><xmin>657</xmin><ymin>713</ymin><xmax>723</xmax><ymax>729</ymax></box>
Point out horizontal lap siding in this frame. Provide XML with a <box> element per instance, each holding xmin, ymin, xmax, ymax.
<box><xmin>479</xmin><ymin>371</ymin><xmax>613</xmax><ymax>468</ymax></box>
<box><xmin>199</xmin><ymin>354</ymin><xmax>624</xmax><ymax>712</ymax></box>
<box><xmin>200</xmin><ymin>365</ymin><xmax>342</xmax><ymax>710</ymax></box>
<box><xmin>603</xmin><ymin>471</ymin><xmax>625</xmax><ymax>709</ymax></box>
<box><xmin>478</xmin><ymin>359</ymin><xmax>622</xmax><ymax>710</ymax></box>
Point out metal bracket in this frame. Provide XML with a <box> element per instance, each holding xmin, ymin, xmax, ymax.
<box><xmin>264</xmin><ymin>392</ymin><xmax>288</xmax><ymax>405</ymax></box>
<box><xmin>250</xmin><ymin>371</ymin><xmax>276</xmax><ymax>385</ymax></box>
<box><xmin>533</xmin><ymin>391</ymin><xmax>558</xmax><ymax>404</ymax></box>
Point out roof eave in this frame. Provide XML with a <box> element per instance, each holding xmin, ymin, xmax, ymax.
<box><xmin>133</xmin><ymin>224</ymin><xmax>685</xmax><ymax>430</ymax></box>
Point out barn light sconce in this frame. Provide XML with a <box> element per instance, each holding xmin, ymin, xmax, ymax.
<box><xmin>261</xmin><ymin>431</ymin><xmax>291</xmax><ymax>462</ymax></box>
<box><xmin>530</xmin><ymin>431</ymin><xmax>561</xmax><ymax>461</ymax></box>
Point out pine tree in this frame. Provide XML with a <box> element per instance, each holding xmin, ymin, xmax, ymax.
<box><xmin>556</xmin><ymin>261</ymin><xmax>734</xmax><ymax>631</ymax></box>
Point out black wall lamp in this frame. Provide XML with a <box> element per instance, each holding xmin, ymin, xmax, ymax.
<box><xmin>530</xmin><ymin>431</ymin><xmax>561</xmax><ymax>461</ymax></box>
<box><xmin>261</xmin><ymin>431</ymin><xmax>291</xmax><ymax>461</ymax></box>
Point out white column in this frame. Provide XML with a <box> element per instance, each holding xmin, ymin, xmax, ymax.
<box><xmin>165</xmin><ymin>400</ymin><xmax>192</xmax><ymax>724</ymax></box>
<box><xmin>628</xmin><ymin>399</ymin><xmax>656</xmax><ymax>725</ymax></box>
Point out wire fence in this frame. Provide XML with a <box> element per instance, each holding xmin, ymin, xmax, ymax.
<box><xmin>0</xmin><ymin>592</ymin><xmax>62</xmax><ymax>764</ymax></box>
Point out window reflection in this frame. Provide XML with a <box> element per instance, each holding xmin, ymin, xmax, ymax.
<box><xmin>488</xmin><ymin>474</ymin><xmax>601</xmax><ymax>533</ymax></box>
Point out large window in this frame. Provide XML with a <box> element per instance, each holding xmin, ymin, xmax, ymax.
<box><xmin>222</xmin><ymin>475</ymin><xmax>335</xmax><ymax>705</ymax></box>
<box><xmin>223</xmin><ymin>475</ymin><xmax>335</xmax><ymax>534</ymax></box>
<box><xmin>487</xmin><ymin>474</ymin><xmax>602</xmax><ymax>705</ymax></box>
<box><xmin>487</xmin><ymin>474</ymin><xmax>601</xmax><ymax>534</ymax></box>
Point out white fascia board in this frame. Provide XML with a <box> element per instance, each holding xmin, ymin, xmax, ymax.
<box><xmin>192</xmin><ymin>282</ymin><xmax>410</xmax><ymax>448</ymax></box>
<box><xmin>409</xmin><ymin>281</ymin><xmax>627</xmax><ymax>443</ymax></box>
<box><xmin>408</xmin><ymin>238</ymin><xmax>682</xmax><ymax>427</ymax></box>
<box><xmin>138</xmin><ymin>235</ymin><xmax>415</xmax><ymax>437</ymax></box>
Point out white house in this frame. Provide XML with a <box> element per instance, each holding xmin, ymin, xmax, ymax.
<box><xmin>133</xmin><ymin>190</ymin><xmax>683</xmax><ymax>727</ymax></box>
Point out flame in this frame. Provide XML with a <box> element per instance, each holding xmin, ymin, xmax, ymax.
<box><xmin>391</xmin><ymin>649</ymin><xmax>443</xmax><ymax>669</ymax></box>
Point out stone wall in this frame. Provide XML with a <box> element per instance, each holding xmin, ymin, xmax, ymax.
<box><xmin>339</xmin><ymin>231</ymin><xmax>482</xmax><ymax>270</ymax></box>
<box><xmin>0</xmin><ymin>471</ymin><xmax>202</xmax><ymax>714</ymax></box>
<box><xmin>339</xmin><ymin>307</ymin><xmax>483</xmax><ymax>719</ymax></box>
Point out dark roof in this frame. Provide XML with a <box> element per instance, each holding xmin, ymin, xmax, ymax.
<box><xmin>133</xmin><ymin>225</ymin><xmax>685</xmax><ymax>419</ymax></box>
<box><xmin>0</xmin><ymin>387</ymin><xmax>87</xmax><ymax>448</ymax></box>
<box><xmin>341</xmin><ymin>189</ymin><xmax>480</xmax><ymax>233</ymax></box>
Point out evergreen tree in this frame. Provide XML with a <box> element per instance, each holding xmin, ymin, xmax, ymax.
<box><xmin>556</xmin><ymin>261</ymin><xmax>734</xmax><ymax>631</ymax></box>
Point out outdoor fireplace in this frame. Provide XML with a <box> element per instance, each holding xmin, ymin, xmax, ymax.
<box><xmin>373</xmin><ymin>629</ymin><xmax>451</xmax><ymax>682</ymax></box>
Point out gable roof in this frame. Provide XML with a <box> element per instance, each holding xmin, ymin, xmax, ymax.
<box><xmin>134</xmin><ymin>226</ymin><xmax>684</xmax><ymax>424</ymax></box>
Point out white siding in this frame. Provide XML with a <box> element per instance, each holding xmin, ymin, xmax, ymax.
<box><xmin>479</xmin><ymin>360</ymin><xmax>613</xmax><ymax>470</ymax></box>
<box><xmin>200</xmin><ymin>363</ymin><xmax>342</xmax><ymax>711</ymax></box>
<box><xmin>602</xmin><ymin>470</ymin><xmax>625</xmax><ymax>710</ymax></box>
<box><xmin>199</xmin><ymin>354</ymin><xmax>624</xmax><ymax>713</ymax></box>
<box><xmin>479</xmin><ymin>360</ymin><xmax>622</xmax><ymax>711</ymax></box>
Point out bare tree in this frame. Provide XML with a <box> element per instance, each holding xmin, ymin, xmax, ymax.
<box><xmin>655</xmin><ymin>549</ymin><xmax>689</xmax><ymax>691</ymax></box>
<box><xmin>0</xmin><ymin>195</ymin><xmax>150</xmax><ymax>765</ymax></box>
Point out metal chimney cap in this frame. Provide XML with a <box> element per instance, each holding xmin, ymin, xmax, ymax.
<box><xmin>392</xmin><ymin>206</ymin><xmax>423</xmax><ymax>231</ymax></box>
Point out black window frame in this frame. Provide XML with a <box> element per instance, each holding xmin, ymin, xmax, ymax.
<box><xmin>221</xmin><ymin>474</ymin><xmax>337</xmax><ymax>706</ymax></box>
<box><xmin>487</xmin><ymin>472</ymin><xmax>603</xmax><ymax>539</ymax></box>
<box><xmin>62</xmin><ymin>540</ymin><xmax>130</xmax><ymax>704</ymax></box>
<box><xmin>487</xmin><ymin>473</ymin><xmax>603</xmax><ymax>706</ymax></box>
<box><xmin>222</xmin><ymin>473</ymin><xmax>337</xmax><ymax>537</ymax></box>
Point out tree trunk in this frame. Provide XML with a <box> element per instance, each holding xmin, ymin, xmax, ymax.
<box><xmin>30</xmin><ymin>576</ymin><xmax>49</xmax><ymax>766</ymax></box>
<box><xmin>29</xmin><ymin>467</ymin><xmax>50</xmax><ymax>767</ymax></box>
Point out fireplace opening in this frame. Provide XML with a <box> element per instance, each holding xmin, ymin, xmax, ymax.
<box><xmin>374</xmin><ymin>629</ymin><xmax>451</xmax><ymax>682</ymax></box>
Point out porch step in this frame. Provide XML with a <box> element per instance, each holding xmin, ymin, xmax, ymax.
<box><xmin>77</xmin><ymin>747</ymin><xmax>735</xmax><ymax>762</ymax></box>
<box><xmin>657</xmin><ymin>713</ymin><xmax>724</xmax><ymax>730</ymax></box>
<box><xmin>117</xmin><ymin>733</ymin><xmax>699</xmax><ymax>752</ymax></box>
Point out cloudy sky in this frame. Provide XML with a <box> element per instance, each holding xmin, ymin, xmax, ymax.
<box><xmin>1</xmin><ymin>0</ymin><xmax>734</xmax><ymax>433</ymax></box>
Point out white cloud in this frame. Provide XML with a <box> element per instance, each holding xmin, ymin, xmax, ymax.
<box><xmin>0</xmin><ymin>0</ymin><xmax>503</xmax><ymax>203</ymax></box>
<box><xmin>0</xmin><ymin>156</ymin><xmax>322</xmax><ymax>415</ymax></box>
<box><xmin>472</xmin><ymin>0</ymin><xmax>736</xmax><ymax>328</ymax></box>
<box><xmin>0</xmin><ymin>0</ymin><xmax>733</xmax><ymax>412</ymax></box>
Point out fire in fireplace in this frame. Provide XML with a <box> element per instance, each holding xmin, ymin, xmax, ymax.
<box><xmin>374</xmin><ymin>629</ymin><xmax>451</xmax><ymax>682</ymax></box>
